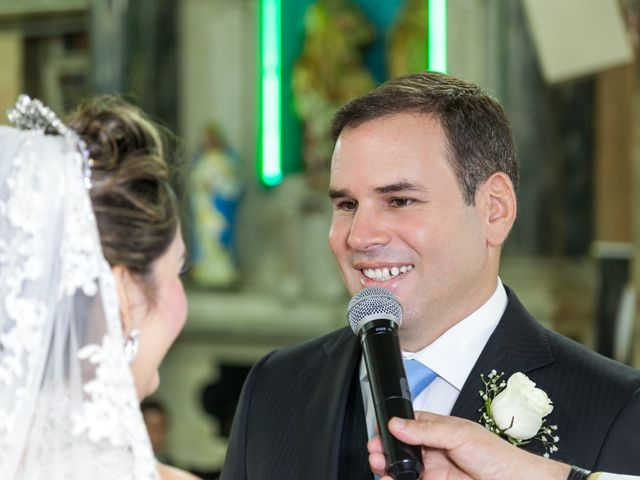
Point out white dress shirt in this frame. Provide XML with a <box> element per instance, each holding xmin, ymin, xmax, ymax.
<box><xmin>597</xmin><ymin>474</ymin><xmax>639</xmax><ymax>479</ymax></box>
<box><xmin>359</xmin><ymin>279</ymin><xmax>508</xmax><ymax>439</ymax></box>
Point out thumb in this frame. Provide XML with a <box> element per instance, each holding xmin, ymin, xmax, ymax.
<box><xmin>387</xmin><ymin>418</ymin><xmax>424</xmax><ymax>445</ymax></box>
<box><xmin>389</xmin><ymin>412</ymin><xmax>477</xmax><ymax>451</ymax></box>
<box><xmin>387</xmin><ymin>415</ymin><xmax>447</xmax><ymax>448</ymax></box>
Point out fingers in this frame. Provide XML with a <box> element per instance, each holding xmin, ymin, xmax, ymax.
<box><xmin>367</xmin><ymin>435</ymin><xmax>387</xmax><ymax>477</ymax></box>
<box><xmin>368</xmin><ymin>451</ymin><xmax>387</xmax><ymax>477</ymax></box>
<box><xmin>367</xmin><ymin>434</ymin><xmax>384</xmax><ymax>454</ymax></box>
<box><xmin>369</xmin><ymin>414</ymin><xmax>474</xmax><ymax>479</ymax></box>
<box><xmin>387</xmin><ymin>412</ymin><xmax>474</xmax><ymax>450</ymax></box>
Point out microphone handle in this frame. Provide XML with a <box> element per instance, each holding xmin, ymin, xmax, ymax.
<box><xmin>361</xmin><ymin>319</ymin><xmax>424</xmax><ymax>479</ymax></box>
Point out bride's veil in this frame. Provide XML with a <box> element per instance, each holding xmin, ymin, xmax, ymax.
<box><xmin>0</xmin><ymin>108</ymin><xmax>158</xmax><ymax>478</ymax></box>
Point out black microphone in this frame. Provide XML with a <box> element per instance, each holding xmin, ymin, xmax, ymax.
<box><xmin>348</xmin><ymin>286</ymin><xmax>424</xmax><ymax>480</ymax></box>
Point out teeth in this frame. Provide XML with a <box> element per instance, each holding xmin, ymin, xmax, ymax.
<box><xmin>362</xmin><ymin>265</ymin><xmax>413</xmax><ymax>281</ymax></box>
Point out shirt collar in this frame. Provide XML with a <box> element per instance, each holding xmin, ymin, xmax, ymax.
<box><xmin>401</xmin><ymin>278</ymin><xmax>507</xmax><ymax>390</ymax></box>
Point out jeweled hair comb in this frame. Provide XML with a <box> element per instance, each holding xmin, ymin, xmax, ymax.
<box><xmin>7</xmin><ymin>95</ymin><xmax>93</xmax><ymax>189</ymax></box>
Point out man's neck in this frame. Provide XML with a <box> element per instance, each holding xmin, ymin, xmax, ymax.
<box><xmin>399</xmin><ymin>279</ymin><xmax>502</xmax><ymax>352</ymax></box>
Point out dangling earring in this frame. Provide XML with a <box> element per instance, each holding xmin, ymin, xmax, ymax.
<box><xmin>124</xmin><ymin>329</ymin><xmax>140</xmax><ymax>363</ymax></box>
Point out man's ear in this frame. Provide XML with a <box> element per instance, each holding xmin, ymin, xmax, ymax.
<box><xmin>478</xmin><ymin>172</ymin><xmax>517</xmax><ymax>247</ymax></box>
<box><xmin>111</xmin><ymin>265</ymin><xmax>146</xmax><ymax>333</ymax></box>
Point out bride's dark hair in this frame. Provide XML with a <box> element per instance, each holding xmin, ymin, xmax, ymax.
<box><xmin>66</xmin><ymin>96</ymin><xmax>178</xmax><ymax>295</ymax></box>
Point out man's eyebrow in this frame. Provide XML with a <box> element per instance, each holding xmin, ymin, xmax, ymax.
<box><xmin>374</xmin><ymin>182</ymin><xmax>427</xmax><ymax>194</ymax></box>
<box><xmin>329</xmin><ymin>183</ymin><xmax>427</xmax><ymax>198</ymax></box>
<box><xmin>328</xmin><ymin>189</ymin><xmax>348</xmax><ymax>199</ymax></box>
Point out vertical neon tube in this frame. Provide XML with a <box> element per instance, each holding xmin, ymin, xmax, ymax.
<box><xmin>260</xmin><ymin>0</ymin><xmax>282</xmax><ymax>186</ymax></box>
<box><xmin>428</xmin><ymin>0</ymin><xmax>447</xmax><ymax>73</ymax></box>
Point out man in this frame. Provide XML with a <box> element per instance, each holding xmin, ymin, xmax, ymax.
<box><xmin>221</xmin><ymin>72</ymin><xmax>640</xmax><ymax>479</ymax></box>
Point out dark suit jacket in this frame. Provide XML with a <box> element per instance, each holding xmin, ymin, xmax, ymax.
<box><xmin>221</xmin><ymin>288</ymin><xmax>640</xmax><ymax>479</ymax></box>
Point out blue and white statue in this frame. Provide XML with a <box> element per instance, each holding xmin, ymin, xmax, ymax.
<box><xmin>188</xmin><ymin>125</ymin><xmax>243</xmax><ymax>288</ymax></box>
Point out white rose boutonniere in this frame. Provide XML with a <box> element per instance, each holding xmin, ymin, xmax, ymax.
<box><xmin>479</xmin><ymin>370</ymin><xmax>559</xmax><ymax>457</ymax></box>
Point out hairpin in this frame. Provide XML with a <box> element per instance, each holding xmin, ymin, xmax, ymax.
<box><xmin>7</xmin><ymin>95</ymin><xmax>93</xmax><ymax>189</ymax></box>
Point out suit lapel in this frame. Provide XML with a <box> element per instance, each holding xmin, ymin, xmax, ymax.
<box><xmin>299</xmin><ymin>327</ymin><xmax>362</xmax><ymax>479</ymax></box>
<box><xmin>451</xmin><ymin>287</ymin><xmax>555</xmax><ymax>421</ymax></box>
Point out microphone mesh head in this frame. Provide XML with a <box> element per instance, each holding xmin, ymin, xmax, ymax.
<box><xmin>347</xmin><ymin>286</ymin><xmax>403</xmax><ymax>334</ymax></box>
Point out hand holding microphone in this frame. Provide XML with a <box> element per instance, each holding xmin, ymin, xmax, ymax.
<box><xmin>348</xmin><ymin>286</ymin><xmax>424</xmax><ymax>480</ymax></box>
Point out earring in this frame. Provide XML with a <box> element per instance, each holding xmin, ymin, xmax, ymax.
<box><xmin>124</xmin><ymin>329</ymin><xmax>140</xmax><ymax>363</ymax></box>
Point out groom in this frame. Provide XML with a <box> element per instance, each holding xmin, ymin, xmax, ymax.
<box><xmin>221</xmin><ymin>72</ymin><xmax>640</xmax><ymax>479</ymax></box>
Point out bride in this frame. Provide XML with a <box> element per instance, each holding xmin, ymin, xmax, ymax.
<box><xmin>0</xmin><ymin>95</ymin><xmax>198</xmax><ymax>479</ymax></box>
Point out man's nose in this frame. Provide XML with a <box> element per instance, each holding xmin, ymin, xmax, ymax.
<box><xmin>346</xmin><ymin>207</ymin><xmax>391</xmax><ymax>251</ymax></box>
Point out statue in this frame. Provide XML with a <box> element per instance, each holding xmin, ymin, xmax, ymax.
<box><xmin>188</xmin><ymin>125</ymin><xmax>243</xmax><ymax>288</ymax></box>
<box><xmin>292</xmin><ymin>0</ymin><xmax>376</xmax><ymax>190</ymax></box>
<box><xmin>388</xmin><ymin>0</ymin><xmax>428</xmax><ymax>78</ymax></box>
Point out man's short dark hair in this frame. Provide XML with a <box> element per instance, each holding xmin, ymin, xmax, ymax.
<box><xmin>330</xmin><ymin>71</ymin><xmax>518</xmax><ymax>205</ymax></box>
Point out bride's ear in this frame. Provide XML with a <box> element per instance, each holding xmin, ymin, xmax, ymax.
<box><xmin>111</xmin><ymin>265</ymin><xmax>147</xmax><ymax>333</ymax></box>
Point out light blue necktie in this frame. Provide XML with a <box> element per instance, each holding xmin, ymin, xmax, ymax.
<box><xmin>403</xmin><ymin>359</ymin><xmax>437</xmax><ymax>401</ymax></box>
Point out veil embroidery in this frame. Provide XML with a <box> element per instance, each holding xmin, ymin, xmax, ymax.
<box><xmin>0</xmin><ymin>98</ymin><xmax>158</xmax><ymax>479</ymax></box>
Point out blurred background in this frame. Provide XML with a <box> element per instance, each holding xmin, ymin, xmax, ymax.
<box><xmin>1</xmin><ymin>0</ymin><xmax>639</xmax><ymax>477</ymax></box>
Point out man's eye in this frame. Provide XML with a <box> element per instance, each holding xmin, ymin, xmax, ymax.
<box><xmin>390</xmin><ymin>198</ymin><xmax>413</xmax><ymax>207</ymax></box>
<box><xmin>336</xmin><ymin>200</ymin><xmax>358</xmax><ymax>211</ymax></box>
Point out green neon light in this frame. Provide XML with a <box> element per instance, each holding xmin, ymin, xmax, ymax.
<box><xmin>259</xmin><ymin>0</ymin><xmax>282</xmax><ymax>186</ymax></box>
<box><xmin>428</xmin><ymin>0</ymin><xmax>447</xmax><ymax>73</ymax></box>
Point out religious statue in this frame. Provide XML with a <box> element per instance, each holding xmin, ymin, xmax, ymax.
<box><xmin>387</xmin><ymin>0</ymin><xmax>428</xmax><ymax>78</ymax></box>
<box><xmin>188</xmin><ymin>125</ymin><xmax>243</xmax><ymax>288</ymax></box>
<box><xmin>292</xmin><ymin>0</ymin><xmax>376</xmax><ymax>190</ymax></box>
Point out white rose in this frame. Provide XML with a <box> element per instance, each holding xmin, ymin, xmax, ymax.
<box><xmin>490</xmin><ymin>372</ymin><xmax>553</xmax><ymax>441</ymax></box>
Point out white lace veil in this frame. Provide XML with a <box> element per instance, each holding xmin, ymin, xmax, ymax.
<box><xmin>0</xmin><ymin>102</ymin><xmax>159</xmax><ymax>478</ymax></box>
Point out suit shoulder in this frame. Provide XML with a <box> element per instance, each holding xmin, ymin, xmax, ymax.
<box><xmin>253</xmin><ymin>327</ymin><xmax>355</xmax><ymax>375</ymax></box>
<box><xmin>503</xmin><ymin>286</ymin><xmax>640</xmax><ymax>391</ymax></box>
<box><xmin>546</xmin><ymin>328</ymin><xmax>640</xmax><ymax>389</ymax></box>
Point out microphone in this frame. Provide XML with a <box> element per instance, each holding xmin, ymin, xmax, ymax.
<box><xmin>348</xmin><ymin>286</ymin><xmax>424</xmax><ymax>480</ymax></box>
